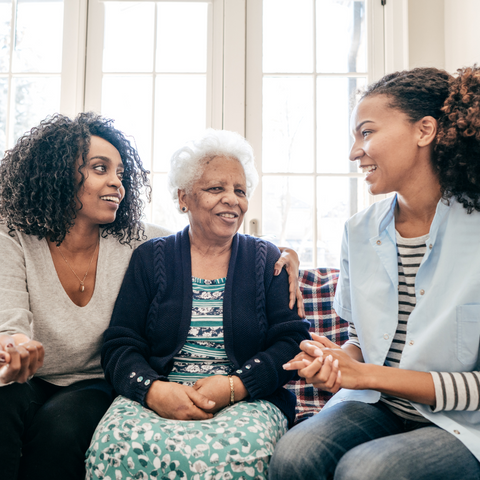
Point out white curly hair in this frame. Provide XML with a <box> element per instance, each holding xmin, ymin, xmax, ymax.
<box><xmin>168</xmin><ymin>129</ymin><xmax>259</xmax><ymax>212</ymax></box>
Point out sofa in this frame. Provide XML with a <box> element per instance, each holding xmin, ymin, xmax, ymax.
<box><xmin>286</xmin><ymin>267</ymin><xmax>348</xmax><ymax>424</ymax></box>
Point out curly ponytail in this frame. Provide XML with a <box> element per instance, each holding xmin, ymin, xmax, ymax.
<box><xmin>435</xmin><ymin>66</ymin><xmax>480</xmax><ymax>213</ymax></box>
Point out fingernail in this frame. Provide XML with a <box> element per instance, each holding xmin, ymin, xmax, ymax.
<box><xmin>333</xmin><ymin>359</ymin><xmax>339</xmax><ymax>367</ymax></box>
<box><xmin>208</xmin><ymin>400</ymin><xmax>215</xmax><ymax>406</ymax></box>
<box><xmin>303</xmin><ymin>359</ymin><xmax>312</xmax><ymax>365</ymax></box>
<box><xmin>313</xmin><ymin>348</ymin><xmax>323</xmax><ymax>357</ymax></box>
<box><xmin>0</xmin><ymin>356</ymin><xmax>6</xmax><ymax>363</ymax></box>
<box><xmin>274</xmin><ymin>269</ymin><xmax>280</xmax><ymax>276</ymax></box>
<box><xmin>283</xmin><ymin>363</ymin><xmax>291</xmax><ymax>369</ymax></box>
<box><xmin>5</xmin><ymin>343</ymin><xmax>14</xmax><ymax>349</ymax></box>
<box><xmin>327</xmin><ymin>355</ymin><xmax>333</xmax><ymax>362</ymax></box>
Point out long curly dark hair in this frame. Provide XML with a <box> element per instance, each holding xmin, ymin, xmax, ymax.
<box><xmin>361</xmin><ymin>66</ymin><xmax>480</xmax><ymax>212</ymax></box>
<box><xmin>0</xmin><ymin>112</ymin><xmax>151</xmax><ymax>244</ymax></box>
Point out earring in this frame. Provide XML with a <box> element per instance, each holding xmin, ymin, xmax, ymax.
<box><xmin>182</xmin><ymin>206</ymin><xmax>187</xmax><ymax>212</ymax></box>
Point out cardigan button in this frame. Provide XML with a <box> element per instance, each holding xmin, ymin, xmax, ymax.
<box><xmin>236</xmin><ymin>369</ymin><xmax>242</xmax><ymax>374</ymax></box>
<box><xmin>145</xmin><ymin>379</ymin><xmax>151</xmax><ymax>386</ymax></box>
<box><xmin>254</xmin><ymin>359</ymin><xmax>261</xmax><ymax>363</ymax></box>
<box><xmin>137</xmin><ymin>376</ymin><xmax>143</xmax><ymax>382</ymax></box>
<box><xmin>245</xmin><ymin>364</ymin><xmax>251</xmax><ymax>370</ymax></box>
<box><xmin>130</xmin><ymin>372</ymin><xmax>136</xmax><ymax>378</ymax></box>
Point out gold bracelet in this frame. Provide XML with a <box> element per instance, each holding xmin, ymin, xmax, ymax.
<box><xmin>228</xmin><ymin>375</ymin><xmax>235</xmax><ymax>405</ymax></box>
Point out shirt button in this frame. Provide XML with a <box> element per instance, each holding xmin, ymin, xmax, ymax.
<box><xmin>454</xmin><ymin>430</ymin><xmax>460</xmax><ymax>435</ymax></box>
<box><xmin>420</xmin><ymin>289</ymin><xmax>425</xmax><ymax>295</ymax></box>
<box><xmin>245</xmin><ymin>364</ymin><xmax>251</xmax><ymax>370</ymax></box>
<box><xmin>130</xmin><ymin>372</ymin><xmax>136</xmax><ymax>378</ymax></box>
<box><xmin>409</xmin><ymin>340</ymin><xmax>414</xmax><ymax>346</ymax></box>
<box><xmin>376</xmin><ymin>240</ymin><xmax>382</xmax><ymax>245</ymax></box>
<box><xmin>429</xmin><ymin>244</ymin><xmax>433</xmax><ymax>249</ymax></box>
<box><xmin>137</xmin><ymin>376</ymin><xmax>143</xmax><ymax>382</ymax></box>
<box><xmin>383</xmin><ymin>334</ymin><xmax>389</xmax><ymax>340</ymax></box>
<box><xmin>254</xmin><ymin>359</ymin><xmax>261</xmax><ymax>363</ymax></box>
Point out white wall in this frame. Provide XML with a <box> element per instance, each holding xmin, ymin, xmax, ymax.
<box><xmin>408</xmin><ymin>0</ymin><xmax>445</xmax><ymax>69</ymax></box>
<box><xmin>407</xmin><ymin>0</ymin><xmax>480</xmax><ymax>73</ymax></box>
<box><xmin>444</xmin><ymin>0</ymin><xmax>480</xmax><ymax>72</ymax></box>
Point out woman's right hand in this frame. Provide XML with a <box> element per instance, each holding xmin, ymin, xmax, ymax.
<box><xmin>0</xmin><ymin>334</ymin><xmax>45</xmax><ymax>384</ymax></box>
<box><xmin>145</xmin><ymin>380</ymin><xmax>216</xmax><ymax>420</ymax></box>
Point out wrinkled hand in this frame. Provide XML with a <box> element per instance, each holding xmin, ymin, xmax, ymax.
<box><xmin>275</xmin><ymin>248</ymin><xmax>305</xmax><ymax>318</ymax></box>
<box><xmin>193</xmin><ymin>375</ymin><xmax>233</xmax><ymax>413</ymax></box>
<box><xmin>0</xmin><ymin>334</ymin><xmax>44</xmax><ymax>385</ymax></box>
<box><xmin>145</xmin><ymin>380</ymin><xmax>216</xmax><ymax>420</ymax></box>
<box><xmin>194</xmin><ymin>375</ymin><xmax>248</xmax><ymax>413</ymax></box>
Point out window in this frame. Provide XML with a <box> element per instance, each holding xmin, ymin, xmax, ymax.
<box><xmin>0</xmin><ymin>0</ymin><xmax>85</xmax><ymax>158</ymax></box>
<box><xmin>246</xmin><ymin>0</ymin><xmax>385</xmax><ymax>268</ymax></box>
<box><xmin>1</xmin><ymin>0</ymin><xmax>392</xmax><ymax>268</ymax></box>
<box><xmin>85</xmin><ymin>0</ymin><xmax>225</xmax><ymax>232</ymax></box>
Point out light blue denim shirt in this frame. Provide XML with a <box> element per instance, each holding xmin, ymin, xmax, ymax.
<box><xmin>331</xmin><ymin>195</ymin><xmax>480</xmax><ymax>461</ymax></box>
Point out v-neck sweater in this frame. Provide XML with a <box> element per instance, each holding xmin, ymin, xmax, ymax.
<box><xmin>0</xmin><ymin>222</ymin><xmax>171</xmax><ymax>386</ymax></box>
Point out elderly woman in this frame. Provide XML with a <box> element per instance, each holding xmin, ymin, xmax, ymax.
<box><xmin>85</xmin><ymin>129</ymin><xmax>310</xmax><ymax>479</ymax></box>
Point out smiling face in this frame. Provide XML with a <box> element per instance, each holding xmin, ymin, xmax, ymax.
<box><xmin>179</xmin><ymin>156</ymin><xmax>248</xmax><ymax>245</ymax></box>
<box><xmin>75</xmin><ymin>135</ymin><xmax>125</xmax><ymax>227</ymax></box>
<box><xmin>349</xmin><ymin>94</ymin><xmax>430</xmax><ymax>196</ymax></box>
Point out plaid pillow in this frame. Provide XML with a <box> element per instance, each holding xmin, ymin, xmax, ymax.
<box><xmin>285</xmin><ymin>267</ymin><xmax>349</xmax><ymax>424</ymax></box>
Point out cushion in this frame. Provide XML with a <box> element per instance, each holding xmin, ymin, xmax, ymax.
<box><xmin>285</xmin><ymin>268</ymin><xmax>349</xmax><ymax>424</ymax></box>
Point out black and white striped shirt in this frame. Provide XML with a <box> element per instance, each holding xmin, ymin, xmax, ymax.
<box><xmin>346</xmin><ymin>230</ymin><xmax>480</xmax><ymax>419</ymax></box>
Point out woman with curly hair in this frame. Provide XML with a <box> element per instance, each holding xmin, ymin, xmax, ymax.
<box><xmin>270</xmin><ymin>66</ymin><xmax>480</xmax><ymax>480</ymax></box>
<box><xmin>0</xmin><ymin>113</ymin><xmax>302</xmax><ymax>480</ymax></box>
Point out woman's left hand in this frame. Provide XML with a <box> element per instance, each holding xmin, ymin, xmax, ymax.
<box><xmin>283</xmin><ymin>334</ymin><xmax>365</xmax><ymax>393</ymax></box>
<box><xmin>275</xmin><ymin>247</ymin><xmax>305</xmax><ymax>318</ymax></box>
<box><xmin>193</xmin><ymin>375</ymin><xmax>248</xmax><ymax>413</ymax></box>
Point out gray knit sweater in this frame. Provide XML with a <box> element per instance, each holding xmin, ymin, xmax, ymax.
<box><xmin>0</xmin><ymin>223</ymin><xmax>171</xmax><ymax>386</ymax></box>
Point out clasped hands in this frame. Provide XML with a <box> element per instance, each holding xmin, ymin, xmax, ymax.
<box><xmin>145</xmin><ymin>374</ymin><xmax>247</xmax><ymax>421</ymax></box>
<box><xmin>283</xmin><ymin>333</ymin><xmax>363</xmax><ymax>393</ymax></box>
<box><xmin>0</xmin><ymin>334</ymin><xmax>44</xmax><ymax>385</ymax></box>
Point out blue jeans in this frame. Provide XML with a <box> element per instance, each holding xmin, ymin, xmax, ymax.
<box><xmin>269</xmin><ymin>401</ymin><xmax>480</xmax><ymax>480</ymax></box>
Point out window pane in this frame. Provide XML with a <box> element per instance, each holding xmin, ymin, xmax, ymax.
<box><xmin>13</xmin><ymin>0</ymin><xmax>64</xmax><ymax>73</ymax></box>
<box><xmin>103</xmin><ymin>2</ymin><xmax>155</xmax><ymax>73</ymax></box>
<box><xmin>156</xmin><ymin>2</ymin><xmax>208</xmax><ymax>73</ymax></box>
<box><xmin>263</xmin><ymin>175</ymin><xmax>314</xmax><ymax>268</ymax></box>
<box><xmin>0</xmin><ymin>78</ymin><xmax>7</xmax><ymax>157</ymax></box>
<box><xmin>0</xmin><ymin>1</ymin><xmax>12</xmax><ymax>73</ymax></box>
<box><xmin>317</xmin><ymin>176</ymin><xmax>367</xmax><ymax>267</ymax></box>
<box><xmin>263</xmin><ymin>76</ymin><xmax>314</xmax><ymax>173</ymax></box>
<box><xmin>317</xmin><ymin>76</ymin><xmax>366</xmax><ymax>173</ymax></box>
<box><xmin>263</xmin><ymin>0</ymin><xmax>313</xmax><ymax>73</ymax></box>
<box><xmin>316</xmin><ymin>0</ymin><xmax>366</xmax><ymax>73</ymax></box>
<box><xmin>152</xmin><ymin>174</ymin><xmax>189</xmax><ymax>234</ymax></box>
<box><xmin>154</xmin><ymin>74</ymin><xmax>206</xmax><ymax>172</ymax></box>
<box><xmin>102</xmin><ymin>75</ymin><xmax>153</xmax><ymax>166</ymax></box>
<box><xmin>11</xmin><ymin>76</ymin><xmax>60</xmax><ymax>143</ymax></box>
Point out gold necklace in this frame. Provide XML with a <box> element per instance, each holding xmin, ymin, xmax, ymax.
<box><xmin>57</xmin><ymin>239</ymin><xmax>99</xmax><ymax>292</ymax></box>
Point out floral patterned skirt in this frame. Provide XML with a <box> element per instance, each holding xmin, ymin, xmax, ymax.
<box><xmin>85</xmin><ymin>395</ymin><xmax>288</xmax><ymax>480</ymax></box>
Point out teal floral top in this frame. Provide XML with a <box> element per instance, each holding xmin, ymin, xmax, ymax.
<box><xmin>167</xmin><ymin>277</ymin><xmax>234</xmax><ymax>385</ymax></box>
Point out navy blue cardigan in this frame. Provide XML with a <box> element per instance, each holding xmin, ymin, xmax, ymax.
<box><xmin>102</xmin><ymin>227</ymin><xmax>311</xmax><ymax>426</ymax></box>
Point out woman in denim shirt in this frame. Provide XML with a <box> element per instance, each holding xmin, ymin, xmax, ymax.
<box><xmin>271</xmin><ymin>67</ymin><xmax>480</xmax><ymax>480</ymax></box>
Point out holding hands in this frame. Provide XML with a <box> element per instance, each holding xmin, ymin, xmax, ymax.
<box><xmin>0</xmin><ymin>333</ymin><xmax>44</xmax><ymax>385</ymax></box>
<box><xmin>283</xmin><ymin>333</ymin><xmax>364</xmax><ymax>393</ymax></box>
